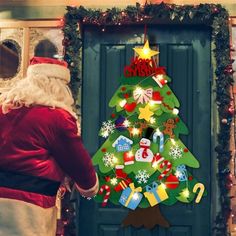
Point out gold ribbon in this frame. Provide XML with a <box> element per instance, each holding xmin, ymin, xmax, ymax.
<box><xmin>124</xmin><ymin>183</ymin><xmax>142</xmax><ymax>207</ymax></box>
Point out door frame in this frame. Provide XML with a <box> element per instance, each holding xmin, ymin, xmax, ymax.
<box><xmin>63</xmin><ymin>4</ymin><xmax>234</xmax><ymax>235</ymax></box>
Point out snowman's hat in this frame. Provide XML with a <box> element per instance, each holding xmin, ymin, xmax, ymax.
<box><xmin>145</xmin><ymin>127</ymin><xmax>154</xmax><ymax>139</ymax></box>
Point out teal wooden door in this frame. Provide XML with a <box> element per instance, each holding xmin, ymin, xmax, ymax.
<box><xmin>80</xmin><ymin>25</ymin><xmax>211</xmax><ymax>236</ymax></box>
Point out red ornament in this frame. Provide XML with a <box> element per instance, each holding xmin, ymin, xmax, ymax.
<box><xmin>101</xmin><ymin>148</ymin><xmax>107</xmax><ymax>152</ymax></box>
<box><xmin>188</xmin><ymin>176</ymin><xmax>193</xmax><ymax>181</ymax></box>
<box><xmin>111</xmin><ymin>113</ymin><xmax>116</xmax><ymax>118</ymax></box>
<box><xmin>121</xmin><ymin>86</ymin><xmax>126</xmax><ymax>91</ymax></box>
<box><xmin>123</xmin><ymin>152</ymin><xmax>135</xmax><ymax>165</ymax></box>
<box><xmin>124</xmin><ymin>102</ymin><xmax>137</xmax><ymax>112</ymax></box>
<box><xmin>184</xmin><ymin>148</ymin><xmax>189</xmax><ymax>153</ymax></box>
<box><xmin>123</xmin><ymin>93</ymin><xmax>130</xmax><ymax>99</ymax></box>
<box><xmin>165</xmin><ymin>174</ymin><xmax>179</xmax><ymax>189</ymax></box>
<box><xmin>166</xmin><ymin>91</ymin><xmax>172</xmax><ymax>95</ymax></box>
<box><xmin>152</xmin><ymin>91</ymin><xmax>163</xmax><ymax>103</ymax></box>
<box><xmin>104</xmin><ymin>176</ymin><xmax>111</xmax><ymax>182</ymax></box>
<box><xmin>175</xmin><ymin>117</ymin><xmax>180</xmax><ymax>123</ymax></box>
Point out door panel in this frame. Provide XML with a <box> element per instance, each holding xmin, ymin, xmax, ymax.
<box><xmin>81</xmin><ymin>25</ymin><xmax>211</xmax><ymax>236</ymax></box>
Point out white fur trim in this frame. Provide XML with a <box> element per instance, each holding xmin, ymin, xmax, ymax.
<box><xmin>0</xmin><ymin>198</ymin><xmax>57</xmax><ymax>236</ymax></box>
<box><xmin>75</xmin><ymin>173</ymin><xmax>99</xmax><ymax>198</ymax></box>
<box><xmin>27</xmin><ymin>63</ymin><xmax>70</xmax><ymax>83</ymax></box>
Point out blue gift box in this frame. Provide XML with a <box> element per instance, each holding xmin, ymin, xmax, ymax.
<box><xmin>119</xmin><ymin>183</ymin><xmax>143</xmax><ymax>210</ymax></box>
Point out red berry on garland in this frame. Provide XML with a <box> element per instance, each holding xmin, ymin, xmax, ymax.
<box><xmin>184</xmin><ymin>148</ymin><xmax>189</xmax><ymax>153</ymax></box>
<box><xmin>101</xmin><ymin>148</ymin><xmax>107</xmax><ymax>152</ymax></box>
<box><xmin>188</xmin><ymin>176</ymin><xmax>193</xmax><ymax>181</ymax></box>
<box><xmin>123</xmin><ymin>93</ymin><xmax>129</xmax><ymax>99</ymax></box>
<box><xmin>175</xmin><ymin>117</ymin><xmax>180</xmax><ymax>123</ymax></box>
<box><xmin>167</xmin><ymin>91</ymin><xmax>172</xmax><ymax>95</ymax></box>
<box><xmin>165</xmin><ymin>174</ymin><xmax>179</xmax><ymax>189</ymax></box>
<box><xmin>111</xmin><ymin>113</ymin><xmax>116</xmax><ymax>118</ymax></box>
<box><xmin>124</xmin><ymin>102</ymin><xmax>137</xmax><ymax>112</ymax></box>
<box><xmin>121</xmin><ymin>86</ymin><xmax>126</xmax><ymax>91</ymax></box>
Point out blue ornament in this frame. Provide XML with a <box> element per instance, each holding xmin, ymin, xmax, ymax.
<box><xmin>176</xmin><ymin>165</ymin><xmax>188</xmax><ymax>182</ymax></box>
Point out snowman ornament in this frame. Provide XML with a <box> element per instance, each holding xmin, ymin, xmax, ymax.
<box><xmin>135</xmin><ymin>138</ymin><xmax>154</xmax><ymax>162</ymax></box>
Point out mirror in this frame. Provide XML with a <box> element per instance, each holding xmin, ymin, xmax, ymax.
<box><xmin>0</xmin><ymin>40</ymin><xmax>21</xmax><ymax>79</ymax></box>
<box><xmin>34</xmin><ymin>39</ymin><xmax>58</xmax><ymax>58</ymax></box>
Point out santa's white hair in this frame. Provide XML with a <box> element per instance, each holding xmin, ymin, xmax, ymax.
<box><xmin>0</xmin><ymin>73</ymin><xmax>77</xmax><ymax>119</ymax></box>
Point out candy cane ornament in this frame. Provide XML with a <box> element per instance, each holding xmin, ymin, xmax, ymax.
<box><xmin>153</xmin><ymin>129</ymin><xmax>164</xmax><ymax>153</ymax></box>
<box><xmin>158</xmin><ymin>160</ymin><xmax>172</xmax><ymax>180</ymax></box>
<box><xmin>193</xmin><ymin>183</ymin><xmax>205</xmax><ymax>203</ymax></box>
<box><xmin>98</xmin><ymin>184</ymin><xmax>111</xmax><ymax>207</ymax></box>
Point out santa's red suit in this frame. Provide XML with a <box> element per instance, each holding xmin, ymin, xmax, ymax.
<box><xmin>0</xmin><ymin>58</ymin><xmax>98</xmax><ymax>236</ymax></box>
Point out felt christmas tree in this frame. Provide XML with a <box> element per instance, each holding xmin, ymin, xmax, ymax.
<box><xmin>92</xmin><ymin>40</ymin><xmax>206</xmax><ymax>228</ymax></box>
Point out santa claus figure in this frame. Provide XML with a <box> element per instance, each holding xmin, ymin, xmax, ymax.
<box><xmin>0</xmin><ymin>57</ymin><xmax>98</xmax><ymax>236</ymax></box>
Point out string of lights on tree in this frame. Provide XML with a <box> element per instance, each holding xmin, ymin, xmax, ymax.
<box><xmin>62</xmin><ymin>2</ymin><xmax>235</xmax><ymax>235</ymax></box>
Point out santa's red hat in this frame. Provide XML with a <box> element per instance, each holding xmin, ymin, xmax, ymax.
<box><xmin>27</xmin><ymin>57</ymin><xmax>70</xmax><ymax>83</ymax></box>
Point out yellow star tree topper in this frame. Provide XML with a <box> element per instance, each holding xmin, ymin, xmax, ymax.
<box><xmin>133</xmin><ymin>40</ymin><xmax>159</xmax><ymax>60</ymax></box>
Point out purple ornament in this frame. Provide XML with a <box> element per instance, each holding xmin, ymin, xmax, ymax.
<box><xmin>115</xmin><ymin>115</ymin><xmax>126</xmax><ymax>131</ymax></box>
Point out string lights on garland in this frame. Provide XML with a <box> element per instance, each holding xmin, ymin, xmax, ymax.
<box><xmin>62</xmin><ymin>2</ymin><xmax>235</xmax><ymax>235</ymax></box>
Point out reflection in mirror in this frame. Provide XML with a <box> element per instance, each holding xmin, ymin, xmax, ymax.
<box><xmin>34</xmin><ymin>39</ymin><xmax>58</xmax><ymax>58</ymax></box>
<box><xmin>0</xmin><ymin>40</ymin><xmax>21</xmax><ymax>79</ymax></box>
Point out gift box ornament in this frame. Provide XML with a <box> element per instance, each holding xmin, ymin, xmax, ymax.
<box><xmin>144</xmin><ymin>182</ymin><xmax>168</xmax><ymax>207</ymax></box>
<box><xmin>119</xmin><ymin>183</ymin><xmax>143</xmax><ymax>210</ymax></box>
<box><xmin>112</xmin><ymin>135</ymin><xmax>133</xmax><ymax>152</ymax></box>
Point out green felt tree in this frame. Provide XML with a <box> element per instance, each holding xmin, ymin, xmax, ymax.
<box><xmin>92</xmin><ymin>41</ymin><xmax>206</xmax><ymax>228</ymax></box>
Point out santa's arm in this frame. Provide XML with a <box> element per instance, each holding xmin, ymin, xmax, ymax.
<box><xmin>50</xmin><ymin>111</ymin><xmax>99</xmax><ymax>198</ymax></box>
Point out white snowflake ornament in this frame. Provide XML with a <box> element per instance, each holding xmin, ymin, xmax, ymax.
<box><xmin>103</xmin><ymin>152</ymin><xmax>117</xmax><ymax>167</ymax></box>
<box><xmin>101</xmin><ymin>120</ymin><xmax>115</xmax><ymax>138</ymax></box>
<box><xmin>135</xmin><ymin>170</ymin><xmax>150</xmax><ymax>184</ymax></box>
<box><xmin>169</xmin><ymin>145</ymin><xmax>183</xmax><ymax>160</ymax></box>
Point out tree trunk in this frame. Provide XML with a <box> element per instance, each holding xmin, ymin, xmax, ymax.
<box><xmin>122</xmin><ymin>205</ymin><xmax>170</xmax><ymax>229</ymax></box>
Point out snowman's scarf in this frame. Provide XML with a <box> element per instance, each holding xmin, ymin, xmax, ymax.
<box><xmin>140</xmin><ymin>145</ymin><xmax>149</xmax><ymax>158</ymax></box>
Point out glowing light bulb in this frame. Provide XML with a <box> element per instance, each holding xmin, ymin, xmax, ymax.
<box><xmin>149</xmin><ymin>100</ymin><xmax>156</xmax><ymax>106</ymax></box>
<box><xmin>149</xmin><ymin>117</ymin><xmax>156</xmax><ymax>124</ymax></box>
<box><xmin>123</xmin><ymin>119</ymin><xmax>131</xmax><ymax>127</ymax></box>
<box><xmin>171</xmin><ymin>138</ymin><xmax>176</xmax><ymax>145</ymax></box>
<box><xmin>119</xmin><ymin>99</ymin><xmax>127</xmax><ymax>107</ymax></box>
<box><xmin>132</xmin><ymin>192</ymin><xmax>139</xmax><ymax>200</ymax></box>
<box><xmin>128</xmin><ymin>151</ymin><xmax>133</xmax><ymax>157</ymax></box>
<box><xmin>152</xmin><ymin>161</ymin><xmax>158</xmax><ymax>168</ymax></box>
<box><xmin>132</xmin><ymin>128</ymin><xmax>140</xmax><ymax>136</ymax></box>
<box><xmin>112</xmin><ymin>156</ymin><xmax>118</xmax><ymax>164</ymax></box>
<box><xmin>175</xmin><ymin>170</ymin><xmax>181</xmax><ymax>178</ymax></box>
<box><xmin>110</xmin><ymin>178</ymin><xmax>118</xmax><ymax>185</ymax></box>
<box><xmin>134</xmin><ymin>87</ymin><xmax>144</xmax><ymax>96</ymax></box>
<box><xmin>156</xmin><ymin>128</ymin><xmax>162</xmax><ymax>135</ymax></box>
<box><xmin>101</xmin><ymin>130</ymin><xmax>109</xmax><ymax>138</ymax></box>
<box><xmin>182</xmin><ymin>189</ymin><xmax>190</xmax><ymax>198</ymax></box>
<box><xmin>143</xmin><ymin>48</ymin><xmax>150</xmax><ymax>55</ymax></box>
<box><xmin>173</xmin><ymin>108</ymin><xmax>179</xmax><ymax>115</ymax></box>
<box><xmin>161</xmin><ymin>183</ymin><xmax>167</xmax><ymax>189</ymax></box>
